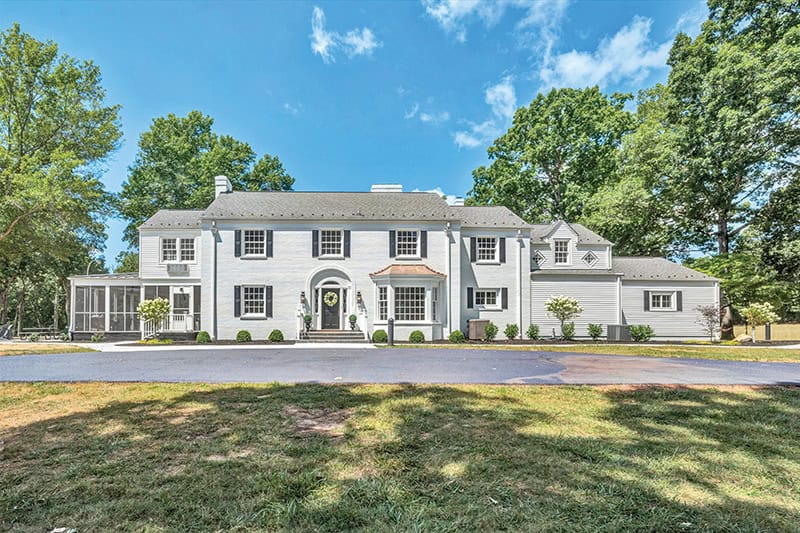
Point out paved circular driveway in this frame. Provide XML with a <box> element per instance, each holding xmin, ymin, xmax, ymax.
<box><xmin>1</xmin><ymin>347</ymin><xmax>799</xmax><ymax>385</ymax></box>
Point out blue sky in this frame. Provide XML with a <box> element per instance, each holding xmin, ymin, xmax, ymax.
<box><xmin>3</xmin><ymin>0</ymin><xmax>706</xmax><ymax>266</ymax></box>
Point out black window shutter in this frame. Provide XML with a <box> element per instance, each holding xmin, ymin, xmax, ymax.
<box><xmin>266</xmin><ymin>230</ymin><xmax>274</xmax><ymax>257</ymax></box>
<box><xmin>234</xmin><ymin>230</ymin><xmax>241</xmax><ymax>257</ymax></box>
<box><xmin>312</xmin><ymin>230</ymin><xmax>319</xmax><ymax>257</ymax></box>
<box><xmin>470</xmin><ymin>237</ymin><xmax>477</xmax><ymax>262</ymax></box>
<box><xmin>643</xmin><ymin>290</ymin><xmax>650</xmax><ymax>311</ymax></box>
<box><xmin>234</xmin><ymin>286</ymin><xmax>241</xmax><ymax>317</ymax></box>
<box><xmin>265</xmin><ymin>285</ymin><xmax>273</xmax><ymax>317</ymax></box>
<box><xmin>499</xmin><ymin>238</ymin><xmax>506</xmax><ymax>263</ymax></box>
<box><xmin>344</xmin><ymin>230</ymin><xmax>351</xmax><ymax>257</ymax></box>
<box><xmin>501</xmin><ymin>288</ymin><xmax>509</xmax><ymax>309</ymax></box>
<box><xmin>467</xmin><ymin>287</ymin><xmax>474</xmax><ymax>309</ymax></box>
<box><xmin>193</xmin><ymin>286</ymin><xmax>201</xmax><ymax>314</ymax></box>
<box><xmin>420</xmin><ymin>231</ymin><xmax>427</xmax><ymax>258</ymax></box>
<box><xmin>676</xmin><ymin>291</ymin><xmax>683</xmax><ymax>311</ymax></box>
<box><xmin>389</xmin><ymin>230</ymin><xmax>396</xmax><ymax>258</ymax></box>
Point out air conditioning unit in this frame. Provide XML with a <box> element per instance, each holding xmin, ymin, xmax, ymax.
<box><xmin>167</xmin><ymin>263</ymin><xmax>189</xmax><ymax>276</ymax></box>
<box><xmin>607</xmin><ymin>325</ymin><xmax>631</xmax><ymax>342</ymax></box>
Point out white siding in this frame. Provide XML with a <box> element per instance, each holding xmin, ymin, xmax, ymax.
<box><xmin>139</xmin><ymin>228</ymin><xmax>202</xmax><ymax>281</ymax></box>
<box><xmin>621</xmin><ymin>280</ymin><xmax>718</xmax><ymax>339</ymax></box>
<box><xmin>531</xmin><ymin>275</ymin><xmax>619</xmax><ymax>338</ymax></box>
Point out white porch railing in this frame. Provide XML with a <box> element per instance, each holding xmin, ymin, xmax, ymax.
<box><xmin>141</xmin><ymin>314</ymin><xmax>195</xmax><ymax>339</ymax></box>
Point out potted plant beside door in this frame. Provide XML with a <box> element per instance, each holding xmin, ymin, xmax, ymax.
<box><xmin>303</xmin><ymin>314</ymin><xmax>312</xmax><ymax>333</ymax></box>
<box><xmin>348</xmin><ymin>314</ymin><xmax>357</xmax><ymax>331</ymax></box>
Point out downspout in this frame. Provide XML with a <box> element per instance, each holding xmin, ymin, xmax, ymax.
<box><xmin>212</xmin><ymin>220</ymin><xmax>218</xmax><ymax>340</ymax></box>
<box><xmin>516</xmin><ymin>229</ymin><xmax>523</xmax><ymax>329</ymax></box>
<box><xmin>445</xmin><ymin>222</ymin><xmax>452</xmax><ymax>336</ymax></box>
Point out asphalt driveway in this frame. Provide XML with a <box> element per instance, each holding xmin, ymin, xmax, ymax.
<box><xmin>1</xmin><ymin>346</ymin><xmax>799</xmax><ymax>385</ymax></box>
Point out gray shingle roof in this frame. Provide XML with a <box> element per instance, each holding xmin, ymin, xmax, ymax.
<box><xmin>613</xmin><ymin>257</ymin><xmax>718</xmax><ymax>281</ymax></box>
<box><xmin>203</xmin><ymin>191</ymin><xmax>458</xmax><ymax>221</ymax></box>
<box><xmin>450</xmin><ymin>206</ymin><xmax>531</xmax><ymax>228</ymax></box>
<box><xmin>531</xmin><ymin>221</ymin><xmax>611</xmax><ymax>245</ymax></box>
<box><xmin>140</xmin><ymin>210</ymin><xmax>203</xmax><ymax>229</ymax></box>
<box><xmin>69</xmin><ymin>272</ymin><xmax>141</xmax><ymax>281</ymax></box>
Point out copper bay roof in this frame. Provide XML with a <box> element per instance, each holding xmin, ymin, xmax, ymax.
<box><xmin>370</xmin><ymin>264</ymin><xmax>446</xmax><ymax>278</ymax></box>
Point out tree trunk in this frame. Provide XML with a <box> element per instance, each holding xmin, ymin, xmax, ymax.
<box><xmin>717</xmin><ymin>213</ymin><xmax>729</xmax><ymax>255</ymax></box>
<box><xmin>61</xmin><ymin>279</ymin><xmax>70</xmax><ymax>329</ymax></box>
<box><xmin>720</xmin><ymin>303</ymin><xmax>735</xmax><ymax>341</ymax></box>
<box><xmin>0</xmin><ymin>284</ymin><xmax>8</xmax><ymax>324</ymax></box>
<box><xmin>53</xmin><ymin>280</ymin><xmax>59</xmax><ymax>332</ymax></box>
<box><xmin>15</xmin><ymin>283</ymin><xmax>25</xmax><ymax>337</ymax></box>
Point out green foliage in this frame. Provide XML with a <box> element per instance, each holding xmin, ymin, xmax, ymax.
<box><xmin>468</xmin><ymin>87</ymin><xmax>633</xmax><ymax>222</ymax></box>
<box><xmin>588</xmin><ymin>323</ymin><xmax>603</xmax><ymax>341</ymax></box>
<box><xmin>526</xmin><ymin>324</ymin><xmax>540</xmax><ymax>340</ymax></box>
<box><xmin>268</xmin><ymin>329</ymin><xmax>284</xmax><ymax>342</ymax></box>
<box><xmin>372</xmin><ymin>329</ymin><xmax>388</xmax><ymax>343</ymax></box>
<box><xmin>138</xmin><ymin>338</ymin><xmax>173</xmax><ymax>345</ymax></box>
<box><xmin>118</xmin><ymin>111</ymin><xmax>294</xmax><ymax>246</ymax></box>
<box><xmin>695</xmin><ymin>305</ymin><xmax>721</xmax><ymax>341</ymax></box>
<box><xmin>408</xmin><ymin>330</ymin><xmax>425</xmax><ymax>343</ymax></box>
<box><xmin>114</xmin><ymin>251</ymin><xmax>139</xmax><ymax>273</ymax></box>
<box><xmin>136</xmin><ymin>298</ymin><xmax>170</xmax><ymax>323</ymax></box>
<box><xmin>195</xmin><ymin>331</ymin><xmax>211</xmax><ymax>344</ymax></box>
<box><xmin>90</xmin><ymin>332</ymin><xmax>105</xmax><ymax>343</ymax></box>
<box><xmin>561</xmin><ymin>322</ymin><xmax>576</xmax><ymax>341</ymax></box>
<box><xmin>27</xmin><ymin>333</ymin><xmax>40</xmax><ymax>343</ymax></box>
<box><xmin>504</xmin><ymin>323</ymin><xmax>519</xmax><ymax>340</ymax></box>
<box><xmin>303</xmin><ymin>314</ymin><xmax>312</xmax><ymax>323</ymax></box>
<box><xmin>236</xmin><ymin>330</ymin><xmax>252</xmax><ymax>343</ymax></box>
<box><xmin>757</xmin><ymin>181</ymin><xmax>800</xmax><ymax>282</ymax></box>
<box><xmin>629</xmin><ymin>325</ymin><xmax>654</xmax><ymax>342</ymax></box>
<box><xmin>448</xmin><ymin>330</ymin><xmax>466</xmax><ymax>343</ymax></box>
<box><xmin>545</xmin><ymin>295</ymin><xmax>584</xmax><ymax>340</ymax></box>
<box><xmin>740</xmin><ymin>303</ymin><xmax>780</xmax><ymax>328</ymax></box>
<box><xmin>483</xmin><ymin>322</ymin><xmax>498</xmax><ymax>342</ymax></box>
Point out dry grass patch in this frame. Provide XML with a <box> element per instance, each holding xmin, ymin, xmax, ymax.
<box><xmin>0</xmin><ymin>343</ymin><xmax>95</xmax><ymax>356</ymax></box>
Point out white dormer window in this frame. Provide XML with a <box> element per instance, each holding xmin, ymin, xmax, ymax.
<box><xmin>476</xmin><ymin>237</ymin><xmax>498</xmax><ymax>262</ymax></box>
<box><xmin>554</xmin><ymin>239</ymin><xmax>570</xmax><ymax>264</ymax></box>
<box><xmin>396</xmin><ymin>230</ymin><xmax>419</xmax><ymax>257</ymax></box>
<box><xmin>582</xmin><ymin>251</ymin><xmax>598</xmax><ymax>266</ymax></box>
<box><xmin>320</xmin><ymin>230</ymin><xmax>343</xmax><ymax>257</ymax></box>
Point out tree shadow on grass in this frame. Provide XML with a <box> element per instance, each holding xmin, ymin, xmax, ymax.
<box><xmin>1</xmin><ymin>384</ymin><xmax>799</xmax><ymax>531</ymax></box>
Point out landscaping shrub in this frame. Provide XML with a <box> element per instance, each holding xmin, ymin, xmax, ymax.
<box><xmin>195</xmin><ymin>331</ymin><xmax>211</xmax><ymax>343</ymax></box>
<box><xmin>527</xmin><ymin>324</ymin><xmax>540</xmax><ymax>340</ymax></box>
<box><xmin>137</xmin><ymin>298</ymin><xmax>170</xmax><ymax>323</ymax></box>
<box><xmin>561</xmin><ymin>322</ymin><xmax>576</xmax><ymax>340</ymax></box>
<box><xmin>27</xmin><ymin>333</ymin><xmax>40</xmax><ymax>343</ymax></box>
<box><xmin>409</xmin><ymin>330</ymin><xmax>425</xmax><ymax>343</ymax></box>
<box><xmin>504</xmin><ymin>323</ymin><xmax>519</xmax><ymax>340</ymax></box>
<box><xmin>372</xmin><ymin>329</ymin><xmax>388</xmax><ymax>343</ymax></box>
<box><xmin>448</xmin><ymin>330</ymin><xmax>466</xmax><ymax>343</ymax></box>
<box><xmin>588</xmin><ymin>323</ymin><xmax>603</xmax><ymax>341</ymax></box>
<box><xmin>484</xmin><ymin>322</ymin><xmax>498</xmax><ymax>342</ymax></box>
<box><xmin>90</xmin><ymin>332</ymin><xmax>104</xmax><ymax>343</ymax></box>
<box><xmin>268</xmin><ymin>329</ymin><xmax>284</xmax><ymax>342</ymax></box>
<box><xmin>236</xmin><ymin>330</ymin><xmax>252</xmax><ymax>343</ymax></box>
<box><xmin>630</xmin><ymin>325</ymin><xmax>654</xmax><ymax>342</ymax></box>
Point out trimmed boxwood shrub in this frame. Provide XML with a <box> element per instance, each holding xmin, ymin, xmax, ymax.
<box><xmin>527</xmin><ymin>324</ymin><xmax>540</xmax><ymax>340</ymax></box>
<box><xmin>268</xmin><ymin>329</ymin><xmax>284</xmax><ymax>342</ymax></box>
<box><xmin>484</xmin><ymin>322</ymin><xmax>498</xmax><ymax>342</ymax></box>
<box><xmin>449</xmin><ymin>330</ymin><xmax>466</xmax><ymax>343</ymax></box>
<box><xmin>195</xmin><ymin>331</ymin><xmax>211</xmax><ymax>343</ymax></box>
<box><xmin>561</xmin><ymin>322</ymin><xmax>576</xmax><ymax>340</ymax></box>
<box><xmin>372</xmin><ymin>329</ymin><xmax>388</xmax><ymax>343</ymax></box>
<box><xmin>504</xmin><ymin>323</ymin><xmax>519</xmax><ymax>340</ymax></box>
<box><xmin>630</xmin><ymin>325</ymin><xmax>654</xmax><ymax>342</ymax></box>
<box><xmin>409</xmin><ymin>330</ymin><xmax>425</xmax><ymax>343</ymax></box>
<box><xmin>236</xmin><ymin>330</ymin><xmax>252</xmax><ymax>343</ymax></box>
<box><xmin>588</xmin><ymin>323</ymin><xmax>603</xmax><ymax>341</ymax></box>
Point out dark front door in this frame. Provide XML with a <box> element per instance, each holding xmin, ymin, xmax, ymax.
<box><xmin>321</xmin><ymin>288</ymin><xmax>341</xmax><ymax>329</ymax></box>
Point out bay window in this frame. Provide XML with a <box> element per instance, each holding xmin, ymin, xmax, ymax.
<box><xmin>394</xmin><ymin>286</ymin><xmax>426</xmax><ymax>321</ymax></box>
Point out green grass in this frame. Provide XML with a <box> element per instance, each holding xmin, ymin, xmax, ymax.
<box><xmin>397</xmin><ymin>343</ymin><xmax>800</xmax><ymax>363</ymax></box>
<box><xmin>2</xmin><ymin>383</ymin><xmax>799</xmax><ymax>531</ymax></box>
<box><xmin>0</xmin><ymin>343</ymin><xmax>95</xmax><ymax>357</ymax></box>
<box><xmin>138</xmin><ymin>338</ymin><xmax>175</xmax><ymax>345</ymax></box>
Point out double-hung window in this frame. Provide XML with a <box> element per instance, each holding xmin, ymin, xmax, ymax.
<box><xmin>553</xmin><ymin>239</ymin><xmax>570</xmax><ymax>264</ymax></box>
<box><xmin>394</xmin><ymin>287</ymin><xmax>425</xmax><ymax>321</ymax></box>
<box><xmin>320</xmin><ymin>230</ymin><xmax>343</xmax><ymax>257</ymax></box>
<box><xmin>475</xmin><ymin>289</ymin><xmax>499</xmax><ymax>309</ymax></box>
<box><xmin>243</xmin><ymin>286</ymin><xmax>266</xmax><ymax>316</ymax></box>
<box><xmin>650</xmin><ymin>292</ymin><xmax>674</xmax><ymax>311</ymax></box>
<box><xmin>431</xmin><ymin>287</ymin><xmax>439</xmax><ymax>321</ymax></box>
<box><xmin>396</xmin><ymin>230</ymin><xmax>419</xmax><ymax>257</ymax></box>
<box><xmin>180</xmin><ymin>239</ymin><xmax>195</xmax><ymax>262</ymax></box>
<box><xmin>243</xmin><ymin>230</ymin><xmax>266</xmax><ymax>257</ymax></box>
<box><xmin>377</xmin><ymin>286</ymin><xmax>388</xmax><ymax>321</ymax></box>
<box><xmin>476</xmin><ymin>237</ymin><xmax>498</xmax><ymax>262</ymax></box>
<box><xmin>161</xmin><ymin>237</ymin><xmax>195</xmax><ymax>263</ymax></box>
<box><xmin>161</xmin><ymin>238</ymin><xmax>178</xmax><ymax>262</ymax></box>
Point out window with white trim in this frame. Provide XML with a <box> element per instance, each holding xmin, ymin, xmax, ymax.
<box><xmin>396</xmin><ymin>230</ymin><xmax>419</xmax><ymax>257</ymax></box>
<box><xmin>243</xmin><ymin>230</ymin><xmax>266</xmax><ymax>256</ymax></box>
<box><xmin>320</xmin><ymin>230</ymin><xmax>343</xmax><ymax>256</ymax></box>
<box><xmin>650</xmin><ymin>292</ymin><xmax>674</xmax><ymax>311</ymax></box>
<box><xmin>161</xmin><ymin>237</ymin><xmax>196</xmax><ymax>263</ymax></box>
<box><xmin>394</xmin><ymin>286</ymin><xmax>425</xmax><ymax>321</ymax></box>
<box><xmin>378</xmin><ymin>286</ymin><xmax>388</xmax><ymax>320</ymax></box>
<box><xmin>554</xmin><ymin>239</ymin><xmax>570</xmax><ymax>264</ymax></box>
<box><xmin>582</xmin><ymin>251</ymin><xmax>598</xmax><ymax>266</ymax></box>
<box><xmin>431</xmin><ymin>287</ymin><xmax>439</xmax><ymax>321</ymax></box>
<box><xmin>532</xmin><ymin>250</ymin><xmax>546</xmax><ymax>267</ymax></box>
<box><xmin>243</xmin><ymin>286</ymin><xmax>265</xmax><ymax>316</ymax></box>
<box><xmin>180</xmin><ymin>239</ymin><xmax>195</xmax><ymax>262</ymax></box>
<box><xmin>475</xmin><ymin>289</ymin><xmax>499</xmax><ymax>309</ymax></box>
<box><xmin>161</xmin><ymin>238</ymin><xmax>177</xmax><ymax>262</ymax></box>
<box><xmin>476</xmin><ymin>237</ymin><xmax>498</xmax><ymax>262</ymax></box>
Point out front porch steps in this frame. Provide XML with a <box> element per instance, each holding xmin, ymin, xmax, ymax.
<box><xmin>298</xmin><ymin>330</ymin><xmax>370</xmax><ymax>343</ymax></box>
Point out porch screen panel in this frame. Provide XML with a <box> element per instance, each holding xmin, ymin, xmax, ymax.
<box><xmin>75</xmin><ymin>287</ymin><xmax>105</xmax><ymax>332</ymax></box>
<box><xmin>74</xmin><ymin>287</ymin><xmax>89</xmax><ymax>331</ymax></box>
<box><xmin>110</xmin><ymin>286</ymin><xmax>141</xmax><ymax>331</ymax></box>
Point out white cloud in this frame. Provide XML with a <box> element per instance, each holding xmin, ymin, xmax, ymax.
<box><xmin>404</xmin><ymin>102</ymin><xmax>420</xmax><ymax>119</ymax></box>
<box><xmin>540</xmin><ymin>16</ymin><xmax>671</xmax><ymax>88</ymax></box>
<box><xmin>453</xmin><ymin>77</ymin><xmax>517</xmax><ymax>149</ymax></box>
<box><xmin>283</xmin><ymin>102</ymin><xmax>302</xmax><ymax>115</ymax></box>
<box><xmin>420</xmin><ymin>110</ymin><xmax>450</xmax><ymax>124</ymax></box>
<box><xmin>412</xmin><ymin>186</ymin><xmax>463</xmax><ymax>205</ymax></box>
<box><xmin>671</xmin><ymin>0</ymin><xmax>707</xmax><ymax>36</ymax></box>
<box><xmin>309</xmin><ymin>6</ymin><xmax>382</xmax><ymax>63</ymax></box>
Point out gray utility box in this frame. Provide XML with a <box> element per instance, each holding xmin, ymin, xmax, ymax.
<box><xmin>607</xmin><ymin>324</ymin><xmax>631</xmax><ymax>342</ymax></box>
<box><xmin>468</xmin><ymin>319</ymin><xmax>490</xmax><ymax>340</ymax></box>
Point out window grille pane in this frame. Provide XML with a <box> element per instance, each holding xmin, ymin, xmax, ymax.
<box><xmin>394</xmin><ymin>286</ymin><xmax>425</xmax><ymax>321</ymax></box>
<box><xmin>396</xmin><ymin>231</ymin><xmax>418</xmax><ymax>256</ymax></box>
<box><xmin>162</xmin><ymin>239</ymin><xmax>177</xmax><ymax>261</ymax></box>
<box><xmin>320</xmin><ymin>230</ymin><xmax>343</xmax><ymax>256</ymax></box>
<box><xmin>476</xmin><ymin>237</ymin><xmax>497</xmax><ymax>261</ymax></box>
<box><xmin>431</xmin><ymin>287</ymin><xmax>438</xmax><ymax>321</ymax></box>
<box><xmin>475</xmin><ymin>290</ymin><xmax>497</xmax><ymax>306</ymax></box>
<box><xmin>554</xmin><ymin>240</ymin><xmax>569</xmax><ymax>264</ymax></box>
<box><xmin>243</xmin><ymin>286</ymin><xmax>265</xmax><ymax>315</ymax></box>
<box><xmin>244</xmin><ymin>230</ymin><xmax>265</xmax><ymax>256</ymax></box>
<box><xmin>180</xmin><ymin>238</ymin><xmax>195</xmax><ymax>261</ymax></box>
<box><xmin>378</xmin><ymin>287</ymin><xmax>388</xmax><ymax>320</ymax></box>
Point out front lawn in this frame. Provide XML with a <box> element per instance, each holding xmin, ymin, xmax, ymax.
<box><xmin>400</xmin><ymin>343</ymin><xmax>800</xmax><ymax>363</ymax></box>
<box><xmin>2</xmin><ymin>383</ymin><xmax>799</xmax><ymax>531</ymax></box>
<box><xmin>0</xmin><ymin>343</ymin><xmax>95</xmax><ymax>357</ymax></box>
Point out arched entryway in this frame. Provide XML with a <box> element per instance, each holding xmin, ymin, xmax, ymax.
<box><xmin>307</xmin><ymin>267</ymin><xmax>354</xmax><ymax>330</ymax></box>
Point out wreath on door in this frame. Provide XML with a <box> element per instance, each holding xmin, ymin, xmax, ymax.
<box><xmin>323</xmin><ymin>291</ymin><xmax>339</xmax><ymax>307</ymax></box>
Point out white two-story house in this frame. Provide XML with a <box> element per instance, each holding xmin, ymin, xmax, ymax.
<box><xmin>69</xmin><ymin>176</ymin><xmax>719</xmax><ymax>342</ymax></box>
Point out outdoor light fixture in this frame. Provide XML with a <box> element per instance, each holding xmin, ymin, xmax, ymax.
<box><xmin>356</xmin><ymin>291</ymin><xmax>363</xmax><ymax>305</ymax></box>
<box><xmin>300</xmin><ymin>291</ymin><xmax>306</xmax><ymax>304</ymax></box>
